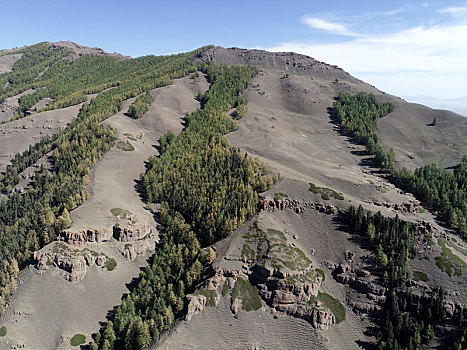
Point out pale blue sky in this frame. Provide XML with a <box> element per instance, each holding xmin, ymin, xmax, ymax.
<box><xmin>1</xmin><ymin>0</ymin><xmax>466</xmax><ymax>103</ymax></box>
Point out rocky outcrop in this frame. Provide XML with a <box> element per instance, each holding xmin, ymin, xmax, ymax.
<box><xmin>59</xmin><ymin>228</ymin><xmax>112</xmax><ymax>247</ymax></box>
<box><xmin>198</xmin><ymin>47</ymin><xmax>351</xmax><ymax>80</ymax></box>
<box><xmin>256</xmin><ymin>277</ymin><xmax>333</xmax><ymax>329</ymax></box>
<box><xmin>350</xmin><ymin>300</ymin><xmax>383</xmax><ymax>317</ymax></box>
<box><xmin>258</xmin><ymin>197</ymin><xmax>340</xmax><ymax>216</ymax></box>
<box><xmin>33</xmin><ymin>247</ymin><xmax>108</xmax><ymax>282</ymax></box>
<box><xmin>59</xmin><ymin>222</ymin><xmax>151</xmax><ymax>247</ymax></box>
<box><xmin>274</xmin><ymin>303</ymin><xmax>335</xmax><ymax>330</ymax></box>
<box><xmin>186</xmin><ymin>294</ymin><xmax>206</xmax><ymax>321</ymax></box>
<box><xmin>113</xmin><ymin>223</ymin><xmax>150</xmax><ymax>242</ymax></box>
<box><xmin>186</xmin><ymin>265</ymin><xmax>335</xmax><ymax>330</ymax></box>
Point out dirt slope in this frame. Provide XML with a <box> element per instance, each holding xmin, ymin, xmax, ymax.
<box><xmin>154</xmin><ymin>47</ymin><xmax>467</xmax><ymax>350</ymax></box>
<box><xmin>0</xmin><ymin>73</ymin><xmax>209</xmax><ymax>350</ymax></box>
<box><xmin>200</xmin><ymin>46</ymin><xmax>467</xmax><ymax>170</ymax></box>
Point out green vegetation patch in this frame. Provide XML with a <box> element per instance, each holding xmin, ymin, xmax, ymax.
<box><xmin>116</xmin><ymin>140</ymin><xmax>135</xmax><ymax>151</ymax></box>
<box><xmin>194</xmin><ymin>287</ymin><xmax>217</xmax><ymax>307</ymax></box>
<box><xmin>424</xmin><ymin>234</ymin><xmax>435</xmax><ymax>246</ymax></box>
<box><xmin>413</xmin><ymin>270</ymin><xmax>429</xmax><ymax>282</ymax></box>
<box><xmin>105</xmin><ymin>257</ymin><xmax>117</xmax><ymax>272</ymax></box>
<box><xmin>243</xmin><ymin>225</ymin><xmax>312</xmax><ymax>273</ymax></box>
<box><xmin>123</xmin><ymin>133</ymin><xmax>137</xmax><ymax>141</ymax></box>
<box><xmin>376</xmin><ymin>185</ymin><xmax>389</xmax><ymax>193</ymax></box>
<box><xmin>435</xmin><ymin>240</ymin><xmax>466</xmax><ymax>277</ymax></box>
<box><xmin>309</xmin><ymin>291</ymin><xmax>346</xmax><ymax>324</ymax></box>
<box><xmin>274</xmin><ymin>192</ymin><xmax>288</xmax><ymax>200</ymax></box>
<box><xmin>0</xmin><ymin>326</ymin><xmax>6</xmax><ymax>337</ymax></box>
<box><xmin>267</xmin><ymin>229</ymin><xmax>312</xmax><ymax>271</ymax></box>
<box><xmin>70</xmin><ymin>333</ymin><xmax>86</xmax><ymax>346</ymax></box>
<box><xmin>222</xmin><ymin>283</ymin><xmax>230</xmax><ymax>297</ymax></box>
<box><xmin>308</xmin><ymin>183</ymin><xmax>344</xmax><ymax>200</ymax></box>
<box><xmin>440</xmin><ymin>238</ymin><xmax>467</xmax><ymax>257</ymax></box>
<box><xmin>285</xmin><ymin>270</ymin><xmax>319</xmax><ymax>284</ymax></box>
<box><xmin>231</xmin><ymin>278</ymin><xmax>262</xmax><ymax>312</ymax></box>
<box><xmin>110</xmin><ymin>208</ymin><xmax>131</xmax><ymax>218</ymax></box>
<box><xmin>315</xmin><ymin>268</ymin><xmax>325</xmax><ymax>281</ymax></box>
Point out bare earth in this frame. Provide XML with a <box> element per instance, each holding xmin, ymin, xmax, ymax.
<box><xmin>0</xmin><ymin>73</ymin><xmax>208</xmax><ymax>350</ymax></box>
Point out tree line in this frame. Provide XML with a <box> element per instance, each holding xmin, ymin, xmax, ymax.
<box><xmin>0</xmin><ymin>46</ymin><xmax>210</xmax><ymax>314</ymax></box>
<box><xmin>333</xmin><ymin>92</ymin><xmax>466</xmax><ymax>236</ymax></box>
<box><xmin>347</xmin><ymin>206</ymin><xmax>463</xmax><ymax>349</ymax></box>
<box><xmin>127</xmin><ymin>92</ymin><xmax>153</xmax><ymax>119</ymax></box>
<box><xmin>90</xmin><ymin>62</ymin><xmax>278</xmax><ymax>349</ymax></box>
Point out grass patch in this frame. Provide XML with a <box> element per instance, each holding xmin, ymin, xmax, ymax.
<box><xmin>110</xmin><ymin>208</ymin><xmax>131</xmax><ymax>218</ymax></box>
<box><xmin>424</xmin><ymin>234</ymin><xmax>435</xmax><ymax>246</ymax></box>
<box><xmin>309</xmin><ymin>291</ymin><xmax>346</xmax><ymax>324</ymax></box>
<box><xmin>308</xmin><ymin>182</ymin><xmax>344</xmax><ymax>200</ymax></box>
<box><xmin>124</xmin><ymin>243</ymin><xmax>132</xmax><ymax>250</ymax></box>
<box><xmin>46</xmin><ymin>260</ymin><xmax>53</xmax><ymax>266</ymax></box>
<box><xmin>231</xmin><ymin>278</ymin><xmax>262</xmax><ymax>312</ymax></box>
<box><xmin>285</xmin><ymin>270</ymin><xmax>319</xmax><ymax>284</ymax></box>
<box><xmin>194</xmin><ymin>287</ymin><xmax>217</xmax><ymax>307</ymax></box>
<box><xmin>70</xmin><ymin>334</ymin><xmax>86</xmax><ymax>346</ymax></box>
<box><xmin>241</xmin><ymin>243</ymin><xmax>256</xmax><ymax>263</ymax></box>
<box><xmin>274</xmin><ymin>192</ymin><xmax>288</xmax><ymax>200</ymax></box>
<box><xmin>443</xmin><ymin>238</ymin><xmax>467</xmax><ymax>257</ymax></box>
<box><xmin>222</xmin><ymin>283</ymin><xmax>230</xmax><ymax>297</ymax></box>
<box><xmin>0</xmin><ymin>326</ymin><xmax>6</xmax><ymax>337</ymax></box>
<box><xmin>105</xmin><ymin>257</ymin><xmax>117</xmax><ymax>272</ymax></box>
<box><xmin>123</xmin><ymin>132</ymin><xmax>137</xmax><ymax>141</ymax></box>
<box><xmin>116</xmin><ymin>140</ymin><xmax>135</xmax><ymax>151</ymax></box>
<box><xmin>315</xmin><ymin>268</ymin><xmax>325</xmax><ymax>281</ymax></box>
<box><xmin>418</xmin><ymin>207</ymin><xmax>425</xmax><ymax>213</ymax></box>
<box><xmin>435</xmin><ymin>239</ymin><xmax>466</xmax><ymax>276</ymax></box>
<box><xmin>376</xmin><ymin>185</ymin><xmax>389</xmax><ymax>193</ymax></box>
<box><xmin>413</xmin><ymin>270</ymin><xmax>429</xmax><ymax>282</ymax></box>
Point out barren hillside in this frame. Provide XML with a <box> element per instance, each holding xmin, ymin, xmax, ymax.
<box><xmin>0</xmin><ymin>44</ymin><xmax>465</xmax><ymax>350</ymax></box>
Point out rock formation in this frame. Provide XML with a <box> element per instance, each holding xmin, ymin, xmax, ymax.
<box><xmin>113</xmin><ymin>223</ymin><xmax>150</xmax><ymax>242</ymax></box>
<box><xmin>59</xmin><ymin>227</ymin><xmax>112</xmax><ymax>247</ymax></box>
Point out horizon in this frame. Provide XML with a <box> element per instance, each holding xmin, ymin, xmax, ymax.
<box><xmin>2</xmin><ymin>0</ymin><xmax>466</xmax><ymax>107</ymax></box>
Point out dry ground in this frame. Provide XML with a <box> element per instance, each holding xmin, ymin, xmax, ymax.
<box><xmin>0</xmin><ymin>73</ymin><xmax>209</xmax><ymax>350</ymax></box>
<box><xmin>158</xmin><ymin>49</ymin><xmax>466</xmax><ymax>349</ymax></box>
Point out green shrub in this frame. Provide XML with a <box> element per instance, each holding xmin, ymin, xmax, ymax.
<box><xmin>116</xmin><ymin>140</ymin><xmax>135</xmax><ymax>151</ymax></box>
<box><xmin>70</xmin><ymin>334</ymin><xmax>86</xmax><ymax>346</ymax></box>
<box><xmin>106</xmin><ymin>257</ymin><xmax>117</xmax><ymax>272</ymax></box>
<box><xmin>413</xmin><ymin>270</ymin><xmax>429</xmax><ymax>282</ymax></box>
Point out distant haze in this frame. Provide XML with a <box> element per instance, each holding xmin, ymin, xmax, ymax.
<box><xmin>404</xmin><ymin>96</ymin><xmax>467</xmax><ymax>117</ymax></box>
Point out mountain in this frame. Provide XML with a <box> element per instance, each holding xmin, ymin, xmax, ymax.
<box><xmin>0</xmin><ymin>42</ymin><xmax>465</xmax><ymax>350</ymax></box>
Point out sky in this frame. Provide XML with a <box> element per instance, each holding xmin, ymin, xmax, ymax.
<box><xmin>1</xmin><ymin>0</ymin><xmax>466</xmax><ymax>108</ymax></box>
